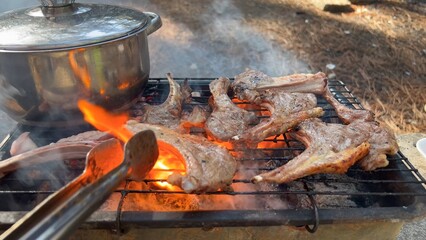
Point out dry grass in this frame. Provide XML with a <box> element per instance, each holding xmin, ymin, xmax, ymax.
<box><xmin>238</xmin><ymin>0</ymin><xmax>426</xmax><ymax>133</ymax></box>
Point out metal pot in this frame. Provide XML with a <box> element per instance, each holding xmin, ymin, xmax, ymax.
<box><xmin>0</xmin><ymin>0</ymin><xmax>161</xmax><ymax>126</ymax></box>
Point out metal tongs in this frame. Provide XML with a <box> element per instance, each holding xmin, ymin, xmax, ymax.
<box><xmin>0</xmin><ymin>130</ymin><xmax>159</xmax><ymax>240</ymax></box>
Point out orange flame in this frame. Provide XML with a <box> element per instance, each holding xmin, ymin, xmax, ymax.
<box><xmin>77</xmin><ymin>99</ymin><xmax>133</xmax><ymax>142</ymax></box>
<box><xmin>206</xmin><ymin>135</ymin><xmax>233</xmax><ymax>150</ymax></box>
<box><xmin>148</xmin><ymin>149</ymin><xmax>185</xmax><ymax>190</ymax></box>
<box><xmin>257</xmin><ymin>135</ymin><xmax>288</xmax><ymax>149</ymax></box>
<box><xmin>78</xmin><ymin>99</ymin><xmax>187</xmax><ymax>190</ymax></box>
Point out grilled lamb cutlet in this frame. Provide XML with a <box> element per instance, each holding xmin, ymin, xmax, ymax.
<box><xmin>205</xmin><ymin>77</ymin><xmax>258</xmax><ymax>142</ymax></box>
<box><xmin>125</xmin><ymin>120</ymin><xmax>237</xmax><ymax>193</ymax></box>
<box><xmin>244</xmin><ymin>69</ymin><xmax>374</xmax><ymax>123</ymax></box>
<box><xmin>252</xmin><ymin>118</ymin><xmax>371</xmax><ymax>184</ymax></box>
<box><xmin>319</xmin><ymin>85</ymin><xmax>393</xmax><ymax>170</ymax></box>
<box><xmin>231</xmin><ymin>70</ymin><xmax>324</xmax><ymax>147</ymax></box>
<box><xmin>320</xmin><ymin>88</ymin><xmax>395</xmax><ymax>170</ymax></box>
<box><xmin>140</xmin><ymin>73</ymin><xmax>192</xmax><ymax>130</ymax></box>
<box><xmin>233</xmin><ymin>69</ymin><xmax>396</xmax><ymax>170</ymax></box>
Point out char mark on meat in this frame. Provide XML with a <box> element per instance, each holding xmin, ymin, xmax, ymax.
<box><xmin>205</xmin><ymin>77</ymin><xmax>258</xmax><ymax>142</ymax></box>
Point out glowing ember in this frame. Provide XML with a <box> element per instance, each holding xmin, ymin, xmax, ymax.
<box><xmin>257</xmin><ymin>135</ymin><xmax>288</xmax><ymax>149</ymax></box>
<box><xmin>232</xmin><ymin>98</ymin><xmax>261</xmax><ymax>112</ymax></box>
<box><xmin>77</xmin><ymin>100</ymin><xmax>133</xmax><ymax>142</ymax></box>
<box><xmin>206</xmin><ymin>135</ymin><xmax>233</xmax><ymax>150</ymax></box>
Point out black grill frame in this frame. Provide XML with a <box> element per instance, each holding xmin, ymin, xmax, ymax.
<box><xmin>0</xmin><ymin>78</ymin><xmax>426</xmax><ymax>231</ymax></box>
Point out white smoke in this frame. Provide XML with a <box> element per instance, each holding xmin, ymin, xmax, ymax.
<box><xmin>147</xmin><ymin>0</ymin><xmax>309</xmax><ymax>77</ymax></box>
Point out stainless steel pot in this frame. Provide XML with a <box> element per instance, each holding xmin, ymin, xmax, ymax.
<box><xmin>0</xmin><ymin>0</ymin><xmax>161</xmax><ymax>126</ymax></box>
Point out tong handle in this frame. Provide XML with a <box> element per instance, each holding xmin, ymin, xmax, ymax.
<box><xmin>0</xmin><ymin>139</ymin><xmax>128</xmax><ymax>240</ymax></box>
<box><xmin>1</xmin><ymin>162</ymin><xmax>129</xmax><ymax>240</ymax></box>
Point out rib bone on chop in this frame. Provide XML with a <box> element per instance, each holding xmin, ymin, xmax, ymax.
<box><xmin>125</xmin><ymin>120</ymin><xmax>236</xmax><ymax>193</ymax></box>
<box><xmin>231</xmin><ymin>70</ymin><xmax>324</xmax><ymax>147</ymax></box>
<box><xmin>205</xmin><ymin>77</ymin><xmax>258</xmax><ymax>142</ymax></box>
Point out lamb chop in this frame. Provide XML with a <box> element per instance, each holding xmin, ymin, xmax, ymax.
<box><xmin>252</xmin><ymin>118</ymin><xmax>371</xmax><ymax>183</ymax></box>
<box><xmin>125</xmin><ymin>120</ymin><xmax>236</xmax><ymax>193</ymax></box>
<box><xmin>205</xmin><ymin>77</ymin><xmax>258</xmax><ymax>142</ymax></box>
<box><xmin>243</xmin><ymin>69</ymin><xmax>397</xmax><ymax>183</ymax></box>
<box><xmin>234</xmin><ymin>70</ymin><xmax>396</xmax><ymax>169</ymax></box>
<box><xmin>320</xmin><ymin>84</ymin><xmax>396</xmax><ymax>170</ymax></box>
<box><xmin>140</xmin><ymin>73</ymin><xmax>192</xmax><ymax>130</ymax></box>
<box><xmin>244</xmin><ymin>69</ymin><xmax>374</xmax><ymax>123</ymax></box>
<box><xmin>231</xmin><ymin>70</ymin><xmax>324</xmax><ymax>147</ymax></box>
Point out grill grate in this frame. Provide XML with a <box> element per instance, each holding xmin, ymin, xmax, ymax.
<box><xmin>0</xmin><ymin>78</ymin><xmax>426</xmax><ymax>231</ymax></box>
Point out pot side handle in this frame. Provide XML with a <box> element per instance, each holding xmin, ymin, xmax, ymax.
<box><xmin>144</xmin><ymin>12</ymin><xmax>162</xmax><ymax>36</ymax></box>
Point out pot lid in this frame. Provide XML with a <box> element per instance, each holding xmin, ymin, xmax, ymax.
<box><xmin>0</xmin><ymin>0</ymin><xmax>150</xmax><ymax>51</ymax></box>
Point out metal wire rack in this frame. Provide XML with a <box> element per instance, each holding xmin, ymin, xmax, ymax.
<box><xmin>0</xmin><ymin>78</ymin><xmax>425</xmax><ymax>232</ymax></box>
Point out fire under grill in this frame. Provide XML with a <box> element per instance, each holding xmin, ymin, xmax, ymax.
<box><xmin>0</xmin><ymin>78</ymin><xmax>426</xmax><ymax>234</ymax></box>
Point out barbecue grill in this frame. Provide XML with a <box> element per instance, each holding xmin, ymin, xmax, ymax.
<box><xmin>0</xmin><ymin>78</ymin><xmax>425</xmax><ymax>239</ymax></box>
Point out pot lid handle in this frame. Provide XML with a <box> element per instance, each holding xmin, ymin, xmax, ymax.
<box><xmin>39</xmin><ymin>0</ymin><xmax>75</xmax><ymax>8</ymax></box>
